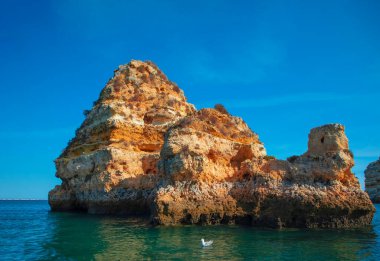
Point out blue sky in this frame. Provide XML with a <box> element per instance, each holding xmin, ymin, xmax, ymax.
<box><xmin>0</xmin><ymin>0</ymin><xmax>379</xmax><ymax>199</ymax></box>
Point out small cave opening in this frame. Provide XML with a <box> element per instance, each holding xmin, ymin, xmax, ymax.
<box><xmin>320</xmin><ymin>136</ymin><xmax>325</xmax><ymax>144</ymax></box>
<box><xmin>144</xmin><ymin>168</ymin><xmax>157</xmax><ymax>175</ymax></box>
<box><xmin>242</xmin><ymin>172</ymin><xmax>250</xmax><ymax>180</ymax></box>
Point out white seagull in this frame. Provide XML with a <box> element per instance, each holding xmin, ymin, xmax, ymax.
<box><xmin>201</xmin><ymin>238</ymin><xmax>213</xmax><ymax>247</ymax></box>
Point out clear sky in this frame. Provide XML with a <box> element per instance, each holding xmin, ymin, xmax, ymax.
<box><xmin>0</xmin><ymin>0</ymin><xmax>379</xmax><ymax>199</ymax></box>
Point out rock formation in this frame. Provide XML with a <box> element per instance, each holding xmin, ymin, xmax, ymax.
<box><xmin>49</xmin><ymin>60</ymin><xmax>375</xmax><ymax>228</ymax></box>
<box><xmin>49</xmin><ymin>60</ymin><xmax>195</xmax><ymax>214</ymax></box>
<box><xmin>365</xmin><ymin>158</ymin><xmax>380</xmax><ymax>203</ymax></box>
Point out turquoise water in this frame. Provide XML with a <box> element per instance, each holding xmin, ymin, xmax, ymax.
<box><xmin>0</xmin><ymin>201</ymin><xmax>379</xmax><ymax>260</ymax></box>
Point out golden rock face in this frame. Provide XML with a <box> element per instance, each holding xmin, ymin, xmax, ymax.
<box><xmin>49</xmin><ymin>60</ymin><xmax>374</xmax><ymax>228</ymax></box>
<box><xmin>50</xmin><ymin>61</ymin><xmax>196</xmax><ymax>215</ymax></box>
<box><xmin>61</xmin><ymin>60</ymin><xmax>195</xmax><ymax>158</ymax></box>
<box><xmin>306</xmin><ymin>124</ymin><xmax>349</xmax><ymax>156</ymax></box>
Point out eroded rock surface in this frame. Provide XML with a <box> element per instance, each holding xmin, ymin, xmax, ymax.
<box><xmin>49</xmin><ymin>60</ymin><xmax>374</xmax><ymax>228</ymax></box>
<box><xmin>365</xmin><ymin>158</ymin><xmax>380</xmax><ymax>203</ymax></box>
<box><xmin>49</xmin><ymin>60</ymin><xmax>195</xmax><ymax>214</ymax></box>
<box><xmin>153</xmin><ymin>119</ymin><xmax>373</xmax><ymax>228</ymax></box>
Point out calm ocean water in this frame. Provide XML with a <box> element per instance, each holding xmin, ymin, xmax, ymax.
<box><xmin>0</xmin><ymin>200</ymin><xmax>379</xmax><ymax>260</ymax></box>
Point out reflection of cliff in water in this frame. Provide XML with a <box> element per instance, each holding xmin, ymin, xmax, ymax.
<box><xmin>40</xmin><ymin>207</ymin><xmax>380</xmax><ymax>260</ymax></box>
<box><xmin>94</xmin><ymin>218</ymin><xmax>151</xmax><ymax>259</ymax></box>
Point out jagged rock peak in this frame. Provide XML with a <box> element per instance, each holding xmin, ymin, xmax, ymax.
<box><xmin>98</xmin><ymin>60</ymin><xmax>191</xmax><ymax>104</ymax></box>
<box><xmin>60</xmin><ymin>60</ymin><xmax>195</xmax><ymax>158</ymax></box>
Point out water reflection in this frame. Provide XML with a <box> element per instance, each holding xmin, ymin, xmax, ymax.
<box><xmin>1</xmin><ymin>201</ymin><xmax>379</xmax><ymax>260</ymax></box>
<box><xmin>44</xmin><ymin>213</ymin><xmax>380</xmax><ymax>260</ymax></box>
<box><xmin>43</xmin><ymin>212</ymin><xmax>108</xmax><ymax>260</ymax></box>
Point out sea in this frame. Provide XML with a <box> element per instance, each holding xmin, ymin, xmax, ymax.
<box><xmin>0</xmin><ymin>200</ymin><xmax>379</xmax><ymax>260</ymax></box>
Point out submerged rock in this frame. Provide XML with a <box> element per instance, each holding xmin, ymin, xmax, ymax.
<box><xmin>365</xmin><ymin>158</ymin><xmax>380</xmax><ymax>203</ymax></box>
<box><xmin>49</xmin><ymin>60</ymin><xmax>375</xmax><ymax>228</ymax></box>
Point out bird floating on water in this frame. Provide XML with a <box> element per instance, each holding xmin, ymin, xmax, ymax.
<box><xmin>201</xmin><ymin>238</ymin><xmax>213</xmax><ymax>247</ymax></box>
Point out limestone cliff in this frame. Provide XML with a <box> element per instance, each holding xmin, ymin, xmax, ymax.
<box><xmin>49</xmin><ymin>60</ymin><xmax>195</xmax><ymax>214</ymax></box>
<box><xmin>49</xmin><ymin>60</ymin><xmax>374</xmax><ymax>228</ymax></box>
<box><xmin>153</xmin><ymin>120</ymin><xmax>372</xmax><ymax>228</ymax></box>
<box><xmin>365</xmin><ymin>158</ymin><xmax>380</xmax><ymax>203</ymax></box>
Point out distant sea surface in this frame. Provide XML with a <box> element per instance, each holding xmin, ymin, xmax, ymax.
<box><xmin>0</xmin><ymin>201</ymin><xmax>379</xmax><ymax>260</ymax></box>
